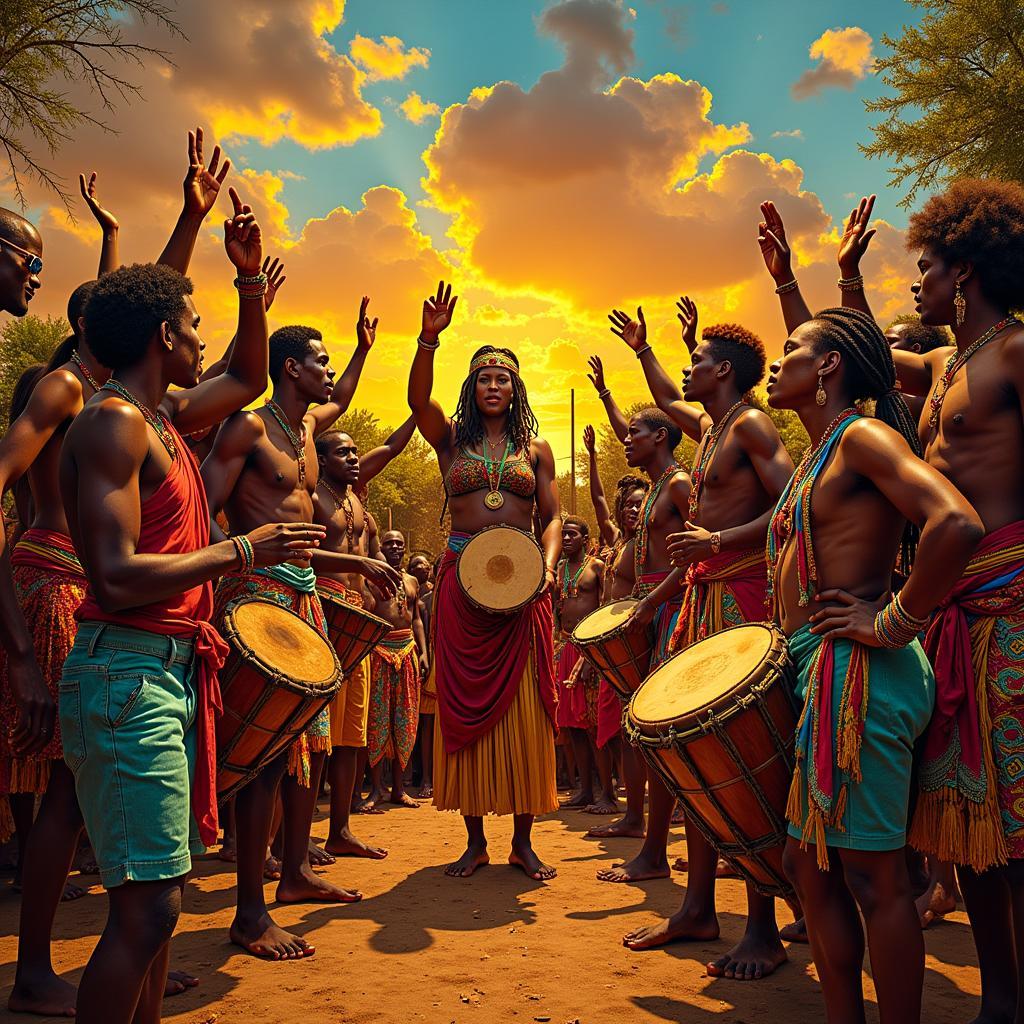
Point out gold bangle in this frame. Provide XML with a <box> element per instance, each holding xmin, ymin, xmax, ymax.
<box><xmin>775</xmin><ymin>278</ymin><xmax>799</xmax><ymax>295</ymax></box>
<box><xmin>838</xmin><ymin>275</ymin><xmax>865</xmax><ymax>292</ymax></box>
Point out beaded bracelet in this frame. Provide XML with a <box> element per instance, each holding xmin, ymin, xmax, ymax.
<box><xmin>634</xmin><ymin>344</ymin><xmax>652</xmax><ymax>359</ymax></box>
<box><xmin>598</xmin><ymin>388</ymin><xmax>611</xmax><ymax>399</ymax></box>
<box><xmin>234</xmin><ymin>272</ymin><xmax>268</xmax><ymax>300</ymax></box>
<box><xmin>838</xmin><ymin>275</ymin><xmax>865</xmax><ymax>292</ymax></box>
<box><xmin>775</xmin><ymin>278</ymin><xmax>799</xmax><ymax>295</ymax></box>
<box><xmin>231</xmin><ymin>534</ymin><xmax>255</xmax><ymax>573</ymax></box>
<box><xmin>417</xmin><ymin>334</ymin><xmax>440</xmax><ymax>350</ymax></box>
<box><xmin>874</xmin><ymin>591</ymin><xmax>928</xmax><ymax>648</ymax></box>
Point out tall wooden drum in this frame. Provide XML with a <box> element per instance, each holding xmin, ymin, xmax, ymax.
<box><xmin>456</xmin><ymin>525</ymin><xmax>545</xmax><ymax>614</ymax></box>
<box><xmin>625</xmin><ymin>623</ymin><xmax>798</xmax><ymax>896</ymax></box>
<box><xmin>573</xmin><ymin>599</ymin><xmax>652</xmax><ymax>699</ymax></box>
<box><xmin>216</xmin><ymin>598</ymin><xmax>342</xmax><ymax>798</ymax></box>
<box><xmin>317</xmin><ymin>587</ymin><xmax>391</xmax><ymax>674</ymax></box>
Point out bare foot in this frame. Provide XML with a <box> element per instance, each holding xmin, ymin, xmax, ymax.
<box><xmin>623</xmin><ymin>909</ymin><xmax>720</xmax><ymax>950</ymax></box>
<box><xmin>307</xmin><ymin>840</ymin><xmax>335</xmax><ymax>867</ymax></box>
<box><xmin>230</xmin><ymin>913</ymin><xmax>316</xmax><ymax>960</ymax></box>
<box><xmin>583</xmin><ymin>796</ymin><xmax>620</xmax><ymax>815</ymax></box>
<box><xmin>388</xmin><ymin>792</ymin><xmax>419</xmax><ymax>808</ymax></box>
<box><xmin>597</xmin><ymin>852</ymin><xmax>670</xmax><ymax>883</ymax></box>
<box><xmin>218</xmin><ymin>838</ymin><xmax>237</xmax><ymax>863</ymax></box>
<box><xmin>325</xmin><ymin>828</ymin><xmax>388</xmax><ymax>859</ymax></box>
<box><xmin>416</xmin><ymin>784</ymin><xmax>433</xmax><ymax>798</ymax></box>
<box><xmin>276</xmin><ymin>866</ymin><xmax>362</xmax><ymax>904</ymax></box>
<box><xmin>444</xmin><ymin>844</ymin><xmax>490</xmax><ymax>878</ymax></box>
<box><xmin>164</xmin><ymin>969</ymin><xmax>199</xmax><ymax>997</ymax></box>
<box><xmin>8</xmin><ymin>971</ymin><xmax>77</xmax><ymax>1017</ymax></box>
<box><xmin>672</xmin><ymin>857</ymin><xmax>688</xmax><ymax>872</ymax></box>
<box><xmin>560</xmin><ymin>790</ymin><xmax>594</xmax><ymax>809</ymax></box>
<box><xmin>716</xmin><ymin>858</ymin><xmax>740</xmax><ymax>879</ymax></box>
<box><xmin>780</xmin><ymin>917</ymin><xmax>808</xmax><ymax>944</ymax></box>
<box><xmin>585</xmin><ymin>816</ymin><xmax>645</xmax><ymax>839</ymax></box>
<box><xmin>509</xmin><ymin>843</ymin><xmax>557</xmax><ymax>881</ymax></box>
<box><xmin>353</xmin><ymin>794</ymin><xmax>383</xmax><ymax>814</ymax></box>
<box><xmin>707</xmin><ymin>929</ymin><xmax>788</xmax><ymax>981</ymax></box>
<box><xmin>917</xmin><ymin>880</ymin><xmax>957</xmax><ymax>928</ymax></box>
<box><xmin>61</xmin><ymin>880</ymin><xmax>85</xmax><ymax>901</ymax></box>
<box><xmin>263</xmin><ymin>855</ymin><xmax>282</xmax><ymax>881</ymax></box>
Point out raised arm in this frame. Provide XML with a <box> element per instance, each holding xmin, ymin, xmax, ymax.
<box><xmin>408</xmin><ymin>280</ymin><xmax>458</xmax><ymax>450</ymax></box>
<box><xmin>158</xmin><ymin>127</ymin><xmax>230</xmax><ymax>274</ymax></box>
<box><xmin>758</xmin><ymin>201</ymin><xmax>812</xmax><ymax>334</ymax></box>
<box><xmin>586</xmin><ymin>355</ymin><xmax>628</xmax><ymax>442</ymax></box>
<box><xmin>359</xmin><ymin>414</ymin><xmax>416</xmax><ymax>485</ymax></box>
<box><xmin>79</xmin><ymin>171</ymin><xmax>119</xmax><ymax>275</ymax></box>
<box><xmin>836</xmin><ymin>194</ymin><xmax>877</xmax><ymax>319</ymax></box>
<box><xmin>533</xmin><ymin>437</ymin><xmax>563</xmax><ymax>591</ymax></box>
<box><xmin>583</xmin><ymin>424</ymin><xmax>619</xmax><ymax>548</ymax></box>
<box><xmin>164</xmin><ymin>187</ymin><xmax>268</xmax><ymax>434</ymax></box>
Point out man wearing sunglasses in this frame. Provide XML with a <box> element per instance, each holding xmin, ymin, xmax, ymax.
<box><xmin>0</xmin><ymin>209</ymin><xmax>43</xmax><ymax>317</ymax></box>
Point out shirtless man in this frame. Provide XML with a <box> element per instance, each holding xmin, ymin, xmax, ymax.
<box><xmin>364</xmin><ymin>530</ymin><xmax>428</xmax><ymax>808</ymax></box>
<box><xmin>202</xmin><ymin>300</ymin><xmax>401</xmax><ymax>958</ymax></box>
<box><xmin>313</xmin><ymin>420</ymin><xmax>416</xmax><ymax>854</ymax></box>
<box><xmin>57</xmin><ymin>194</ymin><xmax>322</xmax><ymax>1023</ymax></box>
<box><xmin>763</xmin><ymin>304</ymin><xmax>981</xmax><ymax>1024</ymax></box>
<box><xmin>591</xmin><ymin>402</ymin><xmax>691</xmax><ymax>884</ymax></box>
<box><xmin>553</xmin><ymin>517</ymin><xmax>606</xmax><ymax>809</ymax></box>
<box><xmin>410</xmin><ymin>552</ymin><xmax>439</xmax><ymax>798</ymax></box>
<box><xmin>818</xmin><ymin>180</ymin><xmax>1024</xmax><ymax>1024</ymax></box>
<box><xmin>1</xmin><ymin>132</ymin><xmax>231</xmax><ymax>1015</ymax></box>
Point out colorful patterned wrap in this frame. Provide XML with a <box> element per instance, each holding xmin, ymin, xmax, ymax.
<box><xmin>444</xmin><ymin>448</ymin><xmax>536</xmax><ymax>500</ymax></box>
<box><xmin>0</xmin><ymin>530</ymin><xmax>86</xmax><ymax>795</ymax></box>
<box><xmin>635</xmin><ymin>571</ymin><xmax>684</xmax><ymax>671</ymax></box>
<box><xmin>367</xmin><ymin>628</ymin><xmax>420</xmax><ymax>769</ymax></box>
<box><xmin>214</xmin><ymin>563</ymin><xmax>331</xmax><ymax>786</ymax></box>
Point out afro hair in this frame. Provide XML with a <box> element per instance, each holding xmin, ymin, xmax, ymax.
<box><xmin>702</xmin><ymin>322</ymin><xmax>768</xmax><ymax>393</ymax></box>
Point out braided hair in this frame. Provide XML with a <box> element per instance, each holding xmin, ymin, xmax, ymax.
<box><xmin>613</xmin><ymin>473</ymin><xmax>648</xmax><ymax>530</ymax></box>
<box><xmin>809</xmin><ymin>306</ymin><xmax>922</xmax><ymax>570</ymax></box>
<box><xmin>453</xmin><ymin>346</ymin><xmax>539</xmax><ymax>454</ymax></box>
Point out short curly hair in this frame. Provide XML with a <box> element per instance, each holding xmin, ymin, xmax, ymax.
<box><xmin>886</xmin><ymin>314</ymin><xmax>952</xmax><ymax>354</ymax></box>
<box><xmin>634</xmin><ymin>407</ymin><xmax>682</xmax><ymax>451</ymax></box>
<box><xmin>906</xmin><ymin>179</ymin><xmax>1024</xmax><ymax>310</ymax></box>
<box><xmin>269</xmin><ymin>325</ymin><xmax>322</xmax><ymax>385</ymax></box>
<box><xmin>84</xmin><ymin>263</ymin><xmax>193</xmax><ymax>371</ymax></box>
<box><xmin>563</xmin><ymin>515</ymin><xmax>589</xmax><ymax>537</ymax></box>
<box><xmin>702</xmin><ymin>323</ymin><xmax>767</xmax><ymax>394</ymax></box>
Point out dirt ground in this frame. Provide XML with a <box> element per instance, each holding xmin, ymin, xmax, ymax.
<box><xmin>0</xmin><ymin>797</ymin><xmax>981</xmax><ymax>1024</ymax></box>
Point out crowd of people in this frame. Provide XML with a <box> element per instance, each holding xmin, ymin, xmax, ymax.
<box><xmin>0</xmin><ymin>126</ymin><xmax>1021</xmax><ymax>1024</ymax></box>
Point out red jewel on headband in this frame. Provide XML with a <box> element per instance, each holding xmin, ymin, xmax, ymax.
<box><xmin>488</xmin><ymin>357</ymin><xmax>497</xmax><ymax>365</ymax></box>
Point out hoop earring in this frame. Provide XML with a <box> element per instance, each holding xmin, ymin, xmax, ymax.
<box><xmin>954</xmin><ymin>281</ymin><xmax>967</xmax><ymax>327</ymax></box>
<box><xmin>815</xmin><ymin>373</ymin><xmax>827</xmax><ymax>407</ymax></box>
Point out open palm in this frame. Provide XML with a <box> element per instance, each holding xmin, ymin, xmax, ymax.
<box><xmin>223</xmin><ymin>187</ymin><xmax>262</xmax><ymax>275</ymax></box>
<box><xmin>184</xmin><ymin>127</ymin><xmax>230</xmax><ymax>218</ymax></box>
<box><xmin>757</xmin><ymin>201</ymin><xmax>792</xmax><ymax>282</ymax></box>
<box><xmin>422</xmin><ymin>280</ymin><xmax>458</xmax><ymax>339</ymax></box>
<box><xmin>838</xmin><ymin>194</ymin><xmax>877</xmax><ymax>275</ymax></box>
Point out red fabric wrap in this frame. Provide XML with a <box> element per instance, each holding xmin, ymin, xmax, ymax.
<box><xmin>434</xmin><ymin>544</ymin><xmax>557</xmax><ymax>753</ymax></box>
<box><xmin>555</xmin><ymin>635</ymin><xmax>588</xmax><ymax>730</ymax></box>
<box><xmin>76</xmin><ymin>428</ymin><xmax>227</xmax><ymax>848</ymax></box>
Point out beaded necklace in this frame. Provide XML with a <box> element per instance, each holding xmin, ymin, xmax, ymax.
<box><xmin>71</xmin><ymin>351</ymin><xmax>102</xmax><ymax>394</ymax></box>
<box><xmin>766</xmin><ymin>408</ymin><xmax>858</xmax><ymax>610</ymax></box>
<box><xmin>320</xmin><ymin>477</ymin><xmax>355</xmax><ymax>545</ymax></box>
<box><xmin>688</xmin><ymin>400</ymin><xmax>747</xmax><ymax>520</ymax></box>
<box><xmin>928</xmin><ymin>316</ymin><xmax>1019</xmax><ymax>431</ymax></box>
<box><xmin>633</xmin><ymin>463</ymin><xmax>679</xmax><ymax>579</ymax></box>
<box><xmin>463</xmin><ymin>437</ymin><xmax>513</xmax><ymax>510</ymax></box>
<box><xmin>101</xmin><ymin>379</ymin><xmax>178</xmax><ymax>460</ymax></box>
<box><xmin>265</xmin><ymin>400</ymin><xmax>307</xmax><ymax>485</ymax></box>
<box><xmin>558</xmin><ymin>554</ymin><xmax>592</xmax><ymax>600</ymax></box>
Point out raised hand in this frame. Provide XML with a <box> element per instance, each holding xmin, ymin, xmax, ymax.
<box><xmin>676</xmin><ymin>295</ymin><xmax>699</xmax><ymax>353</ymax></box>
<box><xmin>609</xmin><ymin>306</ymin><xmax>647</xmax><ymax>351</ymax></box>
<box><xmin>583</xmin><ymin>424</ymin><xmax>596</xmax><ymax>453</ymax></box>
<box><xmin>78</xmin><ymin>172</ymin><xmax>118</xmax><ymax>234</ymax></box>
<box><xmin>223</xmin><ymin>186</ymin><xmax>263</xmax><ymax>276</ymax></box>
<box><xmin>757</xmin><ymin>201</ymin><xmax>793</xmax><ymax>283</ymax></box>
<box><xmin>183</xmin><ymin>126</ymin><xmax>230</xmax><ymax>219</ymax></box>
<box><xmin>247</xmin><ymin>522</ymin><xmax>326</xmax><ymax>569</ymax></box>
<box><xmin>837</xmin><ymin>194</ymin><xmax>877</xmax><ymax>277</ymax></box>
<box><xmin>356</xmin><ymin>296</ymin><xmax>378</xmax><ymax>351</ymax></box>
<box><xmin>421</xmin><ymin>280</ymin><xmax>458</xmax><ymax>342</ymax></box>
<box><xmin>263</xmin><ymin>257</ymin><xmax>286</xmax><ymax>311</ymax></box>
<box><xmin>586</xmin><ymin>355</ymin><xmax>608</xmax><ymax>395</ymax></box>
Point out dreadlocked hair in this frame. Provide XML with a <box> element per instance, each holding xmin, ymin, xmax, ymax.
<box><xmin>613</xmin><ymin>474</ymin><xmax>648</xmax><ymax>528</ymax></box>
<box><xmin>453</xmin><ymin>346</ymin><xmax>539</xmax><ymax>454</ymax></box>
<box><xmin>809</xmin><ymin>306</ymin><xmax>922</xmax><ymax>571</ymax></box>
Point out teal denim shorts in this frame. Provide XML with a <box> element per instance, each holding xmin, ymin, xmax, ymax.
<box><xmin>59</xmin><ymin>621</ymin><xmax>204</xmax><ymax>889</ymax></box>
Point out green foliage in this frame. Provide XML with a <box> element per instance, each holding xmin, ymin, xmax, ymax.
<box><xmin>863</xmin><ymin>0</ymin><xmax>1024</xmax><ymax>206</ymax></box>
<box><xmin>0</xmin><ymin>314</ymin><xmax>70</xmax><ymax>432</ymax></box>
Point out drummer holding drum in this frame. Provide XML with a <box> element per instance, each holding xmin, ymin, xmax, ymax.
<box><xmin>408</xmin><ymin>280</ymin><xmax>562</xmax><ymax>882</ymax></box>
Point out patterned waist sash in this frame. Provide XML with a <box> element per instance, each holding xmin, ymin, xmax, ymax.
<box><xmin>376</xmin><ymin>627</ymin><xmax>417</xmax><ymax>667</ymax></box>
<box><xmin>12</xmin><ymin>529</ymin><xmax>85</xmax><ymax>579</ymax></box>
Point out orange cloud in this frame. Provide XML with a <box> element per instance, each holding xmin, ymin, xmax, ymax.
<box><xmin>400</xmin><ymin>92</ymin><xmax>442</xmax><ymax>124</ymax></box>
<box><xmin>350</xmin><ymin>34</ymin><xmax>431</xmax><ymax>81</ymax></box>
<box><xmin>792</xmin><ymin>27</ymin><xmax>874</xmax><ymax>100</ymax></box>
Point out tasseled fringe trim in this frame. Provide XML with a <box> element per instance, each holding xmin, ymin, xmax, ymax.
<box><xmin>787</xmin><ymin>765</ymin><xmax>848</xmax><ymax>872</ymax></box>
<box><xmin>0</xmin><ymin>796</ymin><xmax>13</xmax><ymax>843</ymax></box>
<box><xmin>287</xmin><ymin>744</ymin><xmax>311</xmax><ymax>787</ymax></box>
<box><xmin>909</xmin><ymin>787</ymin><xmax>1008</xmax><ymax>873</ymax></box>
<box><xmin>307</xmin><ymin>735</ymin><xmax>332</xmax><ymax>754</ymax></box>
<box><xmin>8</xmin><ymin>758</ymin><xmax>51</xmax><ymax>795</ymax></box>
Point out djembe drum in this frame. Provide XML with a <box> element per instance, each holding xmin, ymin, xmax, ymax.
<box><xmin>572</xmin><ymin>599</ymin><xmax>652</xmax><ymax>699</ymax></box>
<box><xmin>456</xmin><ymin>525</ymin><xmax>545</xmax><ymax>614</ymax></box>
<box><xmin>216</xmin><ymin>598</ymin><xmax>342</xmax><ymax>798</ymax></box>
<box><xmin>625</xmin><ymin>623</ymin><xmax>798</xmax><ymax>896</ymax></box>
<box><xmin>317</xmin><ymin>586</ymin><xmax>391</xmax><ymax>674</ymax></box>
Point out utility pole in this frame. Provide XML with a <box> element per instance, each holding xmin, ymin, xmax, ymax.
<box><xmin>570</xmin><ymin>388</ymin><xmax>576</xmax><ymax>515</ymax></box>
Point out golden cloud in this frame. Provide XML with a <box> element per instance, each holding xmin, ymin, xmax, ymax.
<box><xmin>792</xmin><ymin>27</ymin><xmax>874</xmax><ymax>100</ymax></box>
<box><xmin>400</xmin><ymin>92</ymin><xmax>442</xmax><ymax>125</ymax></box>
<box><xmin>350</xmin><ymin>34</ymin><xmax>431</xmax><ymax>81</ymax></box>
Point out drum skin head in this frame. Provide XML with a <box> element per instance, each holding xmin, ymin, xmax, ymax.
<box><xmin>574</xmin><ymin>599</ymin><xmax>638</xmax><ymax>640</ymax></box>
<box><xmin>631</xmin><ymin>623</ymin><xmax>775</xmax><ymax>724</ymax></box>
<box><xmin>231</xmin><ymin>599</ymin><xmax>339</xmax><ymax>690</ymax></box>
<box><xmin>457</xmin><ymin>526</ymin><xmax>544</xmax><ymax>612</ymax></box>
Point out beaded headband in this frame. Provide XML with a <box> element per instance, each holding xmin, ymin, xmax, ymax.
<box><xmin>469</xmin><ymin>351</ymin><xmax>519</xmax><ymax>377</ymax></box>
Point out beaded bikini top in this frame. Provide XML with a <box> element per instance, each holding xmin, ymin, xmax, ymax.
<box><xmin>444</xmin><ymin>446</ymin><xmax>537</xmax><ymax>500</ymax></box>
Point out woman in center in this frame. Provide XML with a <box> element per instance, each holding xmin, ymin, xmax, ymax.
<box><xmin>408</xmin><ymin>281</ymin><xmax>561</xmax><ymax>880</ymax></box>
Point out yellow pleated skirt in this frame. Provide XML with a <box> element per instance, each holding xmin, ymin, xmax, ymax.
<box><xmin>433</xmin><ymin>654</ymin><xmax>558</xmax><ymax>817</ymax></box>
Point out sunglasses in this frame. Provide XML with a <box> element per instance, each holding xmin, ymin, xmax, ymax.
<box><xmin>0</xmin><ymin>236</ymin><xmax>43</xmax><ymax>275</ymax></box>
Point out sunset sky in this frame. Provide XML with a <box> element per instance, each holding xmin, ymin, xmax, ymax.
<box><xmin>18</xmin><ymin>0</ymin><xmax>928</xmax><ymax>465</ymax></box>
